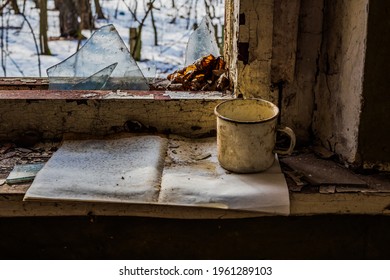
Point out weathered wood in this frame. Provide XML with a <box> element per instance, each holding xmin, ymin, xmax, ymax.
<box><xmin>224</xmin><ymin>0</ymin><xmax>239</xmax><ymax>92</ymax></box>
<box><xmin>225</xmin><ymin>0</ymin><xmax>320</xmax><ymax>143</ymax></box>
<box><xmin>290</xmin><ymin>192</ymin><xmax>390</xmax><ymax>215</ymax></box>
<box><xmin>233</xmin><ymin>0</ymin><xmax>276</xmax><ymax>102</ymax></box>
<box><xmin>271</xmin><ymin>0</ymin><xmax>300</xmax><ymax>84</ymax></box>
<box><xmin>0</xmin><ymin>192</ymin><xmax>267</xmax><ymax>219</ymax></box>
<box><xmin>279</xmin><ymin>0</ymin><xmax>324</xmax><ymax>144</ymax></box>
<box><xmin>0</xmin><ymin>90</ymin><xmax>228</xmax><ymax>141</ymax></box>
<box><xmin>0</xmin><ymin>78</ymin><xmax>48</xmax><ymax>90</ymax></box>
<box><xmin>1</xmin><ymin>186</ymin><xmax>390</xmax><ymax>218</ymax></box>
<box><xmin>313</xmin><ymin>0</ymin><xmax>368</xmax><ymax>163</ymax></box>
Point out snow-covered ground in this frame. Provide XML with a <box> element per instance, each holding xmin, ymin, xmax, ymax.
<box><xmin>0</xmin><ymin>0</ymin><xmax>224</xmax><ymax>78</ymax></box>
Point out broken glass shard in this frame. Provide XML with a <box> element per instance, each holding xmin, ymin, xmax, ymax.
<box><xmin>49</xmin><ymin>62</ymin><xmax>118</xmax><ymax>90</ymax></box>
<box><xmin>138</xmin><ymin>64</ymin><xmax>157</xmax><ymax>79</ymax></box>
<box><xmin>138</xmin><ymin>64</ymin><xmax>157</xmax><ymax>84</ymax></box>
<box><xmin>184</xmin><ymin>16</ymin><xmax>221</xmax><ymax>66</ymax></box>
<box><xmin>71</xmin><ymin>63</ymin><xmax>117</xmax><ymax>90</ymax></box>
<box><xmin>6</xmin><ymin>163</ymin><xmax>45</xmax><ymax>184</ymax></box>
<box><xmin>47</xmin><ymin>24</ymin><xmax>149</xmax><ymax>90</ymax></box>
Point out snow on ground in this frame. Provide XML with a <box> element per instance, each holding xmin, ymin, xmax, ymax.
<box><xmin>0</xmin><ymin>0</ymin><xmax>224</xmax><ymax>78</ymax></box>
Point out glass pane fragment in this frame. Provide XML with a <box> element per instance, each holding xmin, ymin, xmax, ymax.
<box><xmin>184</xmin><ymin>17</ymin><xmax>221</xmax><ymax>66</ymax></box>
<box><xmin>47</xmin><ymin>24</ymin><xmax>149</xmax><ymax>91</ymax></box>
<box><xmin>72</xmin><ymin>63</ymin><xmax>117</xmax><ymax>90</ymax></box>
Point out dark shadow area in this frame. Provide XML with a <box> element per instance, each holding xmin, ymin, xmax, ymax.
<box><xmin>1</xmin><ymin>215</ymin><xmax>389</xmax><ymax>259</ymax></box>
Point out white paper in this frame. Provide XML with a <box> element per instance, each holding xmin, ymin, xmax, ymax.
<box><xmin>24</xmin><ymin>136</ymin><xmax>168</xmax><ymax>203</ymax></box>
<box><xmin>24</xmin><ymin>135</ymin><xmax>290</xmax><ymax>215</ymax></box>
<box><xmin>160</xmin><ymin>136</ymin><xmax>290</xmax><ymax>214</ymax></box>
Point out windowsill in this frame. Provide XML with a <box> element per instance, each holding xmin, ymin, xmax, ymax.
<box><xmin>1</xmin><ymin>154</ymin><xmax>390</xmax><ymax>219</ymax></box>
<box><xmin>0</xmin><ymin>77</ymin><xmax>231</xmax><ymax>99</ymax></box>
<box><xmin>0</xmin><ymin>88</ymin><xmax>230</xmax><ymax>141</ymax></box>
<box><xmin>1</xmin><ymin>86</ymin><xmax>389</xmax><ymax>218</ymax></box>
<box><xmin>1</xmin><ymin>175</ymin><xmax>390</xmax><ymax>218</ymax></box>
<box><xmin>0</xmin><ymin>88</ymin><xmax>228</xmax><ymax>100</ymax></box>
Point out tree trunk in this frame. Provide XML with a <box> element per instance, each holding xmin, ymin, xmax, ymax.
<box><xmin>58</xmin><ymin>0</ymin><xmax>79</xmax><ymax>38</ymax></box>
<box><xmin>186</xmin><ymin>0</ymin><xmax>193</xmax><ymax>30</ymax></box>
<box><xmin>129</xmin><ymin>27</ymin><xmax>141</xmax><ymax>61</ymax></box>
<box><xmin>54</xmin><ymin>0</ymin><xmax>61</xmax><ymax>10</ymax></box>
<box><xmin>11</xmin><ymin>0</ymin><xmax>20</xmax><ymax>14</ymax></box>
<box><xmin>39</xmin><ymin>0</ymin><xmax>51</xmax><ymax>55</ymax></box>
<box><xmin>33</xmin><ymin>0</ymin><xmax>40</xmax><ymax>8</ymax></box>
<box><xmin>75</xmin><ymin>0</ymin><xmax>94</xmax><ymax>30</ymax></box>
<box><xmin>94</xmin><ymin>0</ymin><xmax>105</xmax><ymax>19</ymax></box>
<box><xmin>150</xmin><ymin>7</ymin><xmax>158</xmax><ymax>46</ymax></box>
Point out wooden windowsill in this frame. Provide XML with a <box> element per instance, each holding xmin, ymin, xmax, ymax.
<box><xmin>1</xmin><ymin>88</ymin><xmax>389</xmax><ymax>219</ymax></box>
<box><xmin>0</xmin><ymin>89</ymin><xmax>228</xmax><ymax>100</ymax></box>
<box><xmin>1</xmin><ymin>165</ymin><xmax>390</xmax><ymax>219</ymax></box>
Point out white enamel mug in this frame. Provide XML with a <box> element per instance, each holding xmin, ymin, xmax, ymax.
<box><xmin>214</xmin><ymin>99</ymin><xmax>296</xmax><ymax>173</ymax></box>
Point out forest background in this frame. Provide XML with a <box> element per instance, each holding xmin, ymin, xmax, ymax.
<box><xmin>0</xmin><ymin>0</ymin><xmax>224</xmax><ymax>77</ymax></box>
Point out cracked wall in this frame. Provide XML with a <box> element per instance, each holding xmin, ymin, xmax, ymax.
<box><xmin>227</xmin><ymin>0</ymin><xmax>324</xmax><ymax>144</ymax></box>
<box><xmin>228</xmin><ymin>0</ymin><xmax>389</xmax><ymax>169</ymax></box>
<box><xmin>233</xmin><ymin>0</ymin><xmax>276</xmax><ymax>102</ymax></box>
<box><xmin>276</xmin><ymin>0</ymin><xmax>323</xmax><ymax>144</ymax></box>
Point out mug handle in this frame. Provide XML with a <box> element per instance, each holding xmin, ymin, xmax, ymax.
<box><xmin>273</xmin><ymin>126</ymin><xmax>296</xmax><ymax>155</ymax></box>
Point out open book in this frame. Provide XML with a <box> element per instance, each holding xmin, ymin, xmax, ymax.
<box><xmin>24</xmin><ymin>135</ymin><xmax>290</xmax><ymax>214</ymax></box>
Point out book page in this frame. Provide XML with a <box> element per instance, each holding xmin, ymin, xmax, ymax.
<box><xmin>24</xmin><ymin>135</ymin><xmax>168</xmax><ymax>203</ymax></box>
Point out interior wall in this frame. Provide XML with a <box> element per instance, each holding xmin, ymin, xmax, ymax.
<box><xmin>227</xmin><ymin>0</ymin><xmax>388</xmax><ymax>168</ymax></box>
<box><xmin>228</xmin><ymin>0</ymin><xmax>324</xmax><ymax>144</ymax></box>
<box><xmin>312</xmin><ymin>0</ymin><xmax>368</xmax><ymax>164</ymax></box>
<box><xmin>277</xmin><ymin>0</ymin><xmax>323</xmax><ymax>144</ymax></box>
<box><xmin>224</xmin><ymin>0</ymin><xmax>239</xmax><ymax>92</ymax></box>
<box><xmin>233</xmin><ymin>0</ymin><xmax>276</xmax><ymax>102</ymax></box>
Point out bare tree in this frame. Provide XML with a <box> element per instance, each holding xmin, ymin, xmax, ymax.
<box><xmin>186</xmin><ymin>0</ymin><xmax>193</xmax><ymax>29</ymax></box>
<box><xmin>168</xmin><ymin>0</ymin><xmax>177</xmax><ymax>24</ymax></box>
<box><xmin>39</xmin><ymin>0</ymin><xmax>51</xmax><ymax>55</ymax></box>
<box><xmin>122</xmin><ymin>0</ymin><xmax>157</xmax><ymax>58</ymax></box>
<box><xmin>56</xmin><ymin>0</ymin><xmax>95</xmax><ymax>38</ymax></box>
<box><xmin>75</xmin><ymin>0</ymin><xmax>94</xmax><ymax>30</ymax></box>
<box><xmin>57</xmin><ymin>0</ymin><xmax>79</xmax><ymax>38</ymax></box>
<box><xmin>54</xmin><ymin>0</ymin><xmax>61</xmax><ymax>9</ymax></box>
<box><xmin>10</xmin><ymin>0</ymin><xmax>19</xmax><ymax>14</ymax></box>
<box><xmin>32</xmin><ymin>0</ymin><xmax>39</xmax><ymax>8</ymax></box>
<box><xmin>19</xmin><ymin>12</ymin><xmax>42</xmax><ymax>76</ymax></box>
<box><xmin>94</xmin><ymin>0</ymin><xmax>105</xmax><ymax>19</ymax></box>
<box><xmin>204</xmin><ymin>0</ymin><xmax>224</xmax><ymax>50</ymax></box>
<box><xmin>0</xmin><ymin>0</ymin><xmax>19</xmax><ymax>14</ymax></box>
<box><xmin>121</xmin><ymin>0</ymin><xmax>138</xmax><ymax>21</ymax></box>
<box><xmin>0</xmin><ymin>1</ymin><xmax>42</xmax><ymax>75</ymax></box>
<box><xmin>150</xmin><ymin>2</ymin><xmax>158</xmax><ymax>46</ymax></box>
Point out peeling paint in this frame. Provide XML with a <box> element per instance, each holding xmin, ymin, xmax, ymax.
<box><xmin>0</xmin><ymin>94</ymin><xmax>225</xmax><ymax>141</ymax></box>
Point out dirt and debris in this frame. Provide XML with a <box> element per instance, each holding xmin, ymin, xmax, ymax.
<box><xmin>280</xmin><ymin>147</ymin><xmax>390</xmax><ymax>193</ymax></box>
<box><xmin>166</xmin><ymin>54</ymin><xmax>230</xmax><ymax>91</ymax></box>
<box><xmin>0</xmin><ymin>142</ymin><xmax>58</xmax><ymax>179</ymax></box>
